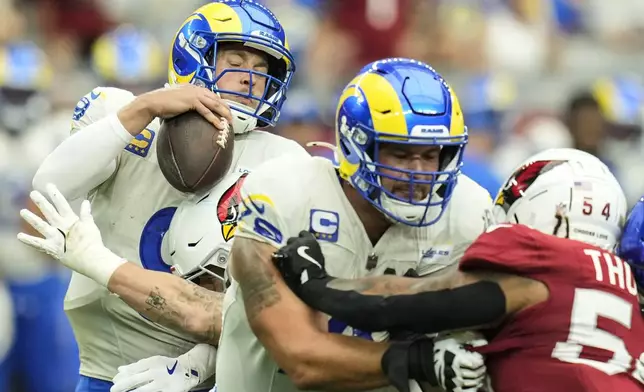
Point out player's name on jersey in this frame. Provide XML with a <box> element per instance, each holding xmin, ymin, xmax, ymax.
<box><xmin>584</xmin><ymin>249</ymin><xmax>638</xmax><ymax>296</ymax></box>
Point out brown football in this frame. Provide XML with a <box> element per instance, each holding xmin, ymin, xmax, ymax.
<box><xmin>157</xmin><ymin>111</ymin><xmax>234</xmax><ymax>193</ymax></box>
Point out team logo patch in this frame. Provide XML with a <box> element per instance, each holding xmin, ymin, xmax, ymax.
<box><xmin>125</xmin><ymin>128</ymin><xmax>155</xmax><ymax>158</ymax></box>
<box><xmin>72</xmin><ymin>88</ymin><xmax>102</xmax><ymax>121</ymax></box>
<box><xmin>217</xmin><ymin>173</ymin><xmax>249</xmax><ymax>242</ymax></box>
<box><xmin>309</xmin><ymin>209</ymin><xmax>339</xmax><ymax>242</ymax></box>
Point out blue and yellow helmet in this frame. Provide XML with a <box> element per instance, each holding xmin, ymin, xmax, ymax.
<box><xmin>592</xmin><ymin>76</ymin><xmax>644</xmax><ymax>126</ymax></box>
<box><xmin>0</xmin><ymin>41</ymin><xmax>52</xmax><ymax>135</ymax></box>
<box><xmin>91</xmin><ymin>25</ymin><xmax>165</xmax><ymax>87</ymax></box>
<box><xmin>168</xmin><ymin>0</ymin><xmax>295</xmax><ymax>133</ymax></box>
<box><xmin>335</xmin><ymin>58</ymin><xmax>467</xmax><ymax>227</ymax></box>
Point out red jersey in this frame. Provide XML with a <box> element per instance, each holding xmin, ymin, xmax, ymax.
<box><xmin>460</xmin><ymin>224</ymin><xmax>644</xmax><ymax>392</ymax></box>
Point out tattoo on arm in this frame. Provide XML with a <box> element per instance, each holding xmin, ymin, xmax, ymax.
<box><xmin>142</xmin><ymin>280</ymin><xmax>223</xmax><ymax>344</ymax></box>
<box><xmin>230</xmin><ymin>239</ymin><xmax>282</xmax><ymax>322</ymax></box>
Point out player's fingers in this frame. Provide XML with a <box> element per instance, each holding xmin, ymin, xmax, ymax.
<box><xmin>467</xmin><ymin>338</ymin><xmax>489</xmax><ymax>348</ymax></box>
<box><xmin>194</xmin><ymin>101</ymin><xmax>224</xmax><ymax>130</ymax></box>
<box><xmin>110</xmin><ymin>370</ymin><xmax>153</xmax><ymax>392</ymax></box>
<box><xmin>128</xmin><ymin>381</ymin><xmax>162</xmax><ymax>392</ymax></box>
<box><xmin>46</xmin><ymin>183</ymin><xmax>75</xmax><ymax>219</ymax></box>
<box><xmin>459</xmin><ymin>352</ymin><xmax>486</xmax><ymax>368</ymax></box>
<box><xmin>19</xmin><ymin>209</ymin><xmax>58</xmax><ymax>238</ymax></box>
<box><xmin>201</xmin><ymin>95</ymin><xmax>233</xmax><ymax>128</ymax></box>
<box><xmin>29</xmin><ymin>190</ymin><xmax>62</xmax><ymax>225</ymax></box>
<box><xmin>115</xmin><ymin>357</ymin><xmax>157</xmax><ymax>375</ymax></box>
<box><xmin>79</xmin><ymin>200</ymin><xmax>93</xmax><ymax>222</ymax></box>
<box><xmin>202</xmin><ymin>89</ymin><xmax>233</xmax><ymax>123</ymax></box>
<box><xmin>459</xmin><ymin>367</ymin><xmax>487</xmax><ymax>380</ymax></box>
<box><xmin>201</xmin><ymin>91</ymin><xmax>233</xmax><ymax>124</ymax></box>
<box><xmin>459</xmin><ymin>386</ymin><xmax>484</xmax><ymax>392</ymax></box>
<box><xmin>17</xmin><ymin>233</ymin><xmax>54</xmax><ymax>254</ymax></box>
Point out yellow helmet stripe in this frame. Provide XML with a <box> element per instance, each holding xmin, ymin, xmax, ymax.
<box><xmin>447</xmin><ymin>84</ymin><xmax>466</xmax><ymax>138</ymax></box>
<box><xmin>355</xmin><ymin>72</ymin><xmax>408</xmax><ymax>137</ymax></box>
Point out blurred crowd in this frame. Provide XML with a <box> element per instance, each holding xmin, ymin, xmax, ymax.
<box><xmin>1</xmin><ymin>0</ymin><xmax>644</xmax><ymax>390</ymax></box>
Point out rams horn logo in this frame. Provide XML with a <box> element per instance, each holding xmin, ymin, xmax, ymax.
<box><xmin>495</xmin><ymin>160</ymin><xmax>566</xmax><ymax>212</ymax></box>
<box><xmin>217</xmin><ymin>173</ymin><xmax>249</xmax><ymax>241</ymax></box>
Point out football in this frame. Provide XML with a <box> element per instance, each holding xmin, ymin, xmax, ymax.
<box><xmin>157</xmin><ymin>111</ymin><xmax>234</xmax><ymax>193</ymax></box>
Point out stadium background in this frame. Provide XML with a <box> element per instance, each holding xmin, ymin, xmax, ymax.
<box><xmin>1</xmin><ymin>0</ymin><xmax>644</xmax><ymax>390</ymax></box>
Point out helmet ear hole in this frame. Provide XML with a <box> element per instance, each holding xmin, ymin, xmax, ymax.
<box><xmin>205</xmin><ymin>46</ymin><xmax>215</xmax><ymax>66</ymax></box>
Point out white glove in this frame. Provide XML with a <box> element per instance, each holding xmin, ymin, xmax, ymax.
<box><xmin>17</xmin><ymin>183</ymin><xmax>126</xmax><ymax>286</ymax></box>
<box><xmin>433</xmin><ymin>332</ymin><xmax>488</xmax><ymax>392</ymax></box>
<box><xmin>111</xmin><ymin>344</ymin><xmax>217</xmax><ymax>392</ymax></box>
<box><xmin>111</xmin><ymin>355</ymin><xmax>201</xmax><ymax>392</ymax></box>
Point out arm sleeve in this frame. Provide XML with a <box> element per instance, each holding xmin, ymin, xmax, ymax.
<box><xmin>299</xmin><ymin>279</ymin><xmax>507</xmax><ymax>334</ymax></box>
<box><xmin>32</xmin><ymin>87</ymin><xmax>136</xmax><ymax>200</ymax></box>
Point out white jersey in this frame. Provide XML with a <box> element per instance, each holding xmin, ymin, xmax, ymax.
<box><xmin>62</xmin><ymin>86</ymin><xmax>308</xmax><ymax>386</ymax></box>
<box><xmin>216</xmin><ymin>154</ymin><xmax>493</xmax><ymax>392</ymax></box>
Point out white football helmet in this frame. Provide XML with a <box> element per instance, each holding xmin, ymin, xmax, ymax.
<box><xmin>161</xmin><ymin>171</ymin><xmax>249</xmax><ymax>286</ymax></box>
<box><xmin>493</xmin><ymin>148</ymin><xmax>627</xmax><ymax>250</ymax></box>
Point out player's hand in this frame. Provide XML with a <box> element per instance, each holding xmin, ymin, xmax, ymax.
<box><xmin>272</xmin><ymin>231</ymin><xmax>328</xmax><ymax>294</ymax></box>
<box><xmin>17</xmin><ymin>184</ymin><xmax>125</xmax><ymax>286</ymax></box>
<box><xmin>433</xmin><ymin>332</ymin><xmax>488</xmax><ymax>392</ymax></box>
<box><xmin>111</xmin><ymin>355</ymin><xmax>200</xmax><ymax>392</ymax></box>
<box><xmin>139</xmin><ymin>83</ymin><xmax>232</xmax><ymax>130</ymax></box>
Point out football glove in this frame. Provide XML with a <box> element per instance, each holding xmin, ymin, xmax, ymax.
<box><xmin>17</xmin><ymin>183</ymin><xmax>126</xmax><ymax>286</ymax></box>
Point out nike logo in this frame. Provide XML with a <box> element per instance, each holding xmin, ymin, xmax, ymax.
<box><xmin>297</xmin><ymin>246</ymin><xmax>322</xmax><ymax>269</ymax></box>
<box><xmin>90</xmin><ymin>90</ymin><xmax>101</xmax><ymax>100</ymax></box>
<box><xmin>188</xmin><ymin>237</ymin><xmax>203</xmax><ymax>247</ymax></box>
<box><xmin>167</xmin><ymin>360</ymin><xmax>178</xmax><ymax>375</ymax></box>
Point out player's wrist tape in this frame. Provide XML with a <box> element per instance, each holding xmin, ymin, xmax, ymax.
<box><xmin>382</xmin><ymin>339</ymin><xmax>437</xmax><ymax>392</ymax></box>
<box><xmin>179</xmin><ymin>343</ymin><xmax>218</xmax><ymax>383</ymax></box>
<box><xmin>297</xmin><ymin>280</ymin><xmax>506</xmax><ymax>334</ymax></box>
<box><xmin>87</xmin><ymin>246</ymin><xmax>128</xmax><ymax>287</ymax></box>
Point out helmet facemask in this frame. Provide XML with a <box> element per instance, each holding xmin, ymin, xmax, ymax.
<box><xmin>179</xmin><ymin>30</ymin><xmax>294</xmax><ymax>134</ymax></box>
<box><xmin>338</xmin><ymin>114</ymin><xmax>467</xmax><ymax>227</ymax></box>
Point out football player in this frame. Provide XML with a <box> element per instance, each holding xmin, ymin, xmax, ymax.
<box><xmin>273</xmin><ymin>148</ymin><xmax>644</xmax><ymax>392</ymax></box>
<box><xmin>29</xmin><ymin>1</ymin><xmax>305</xmax><ymax>391</ymax></box>
<box><xmin>19</xmin><ymin>58</ymin><xmax>494</xmax><ymax>392</ymax></box>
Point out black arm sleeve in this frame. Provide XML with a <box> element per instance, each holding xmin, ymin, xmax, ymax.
<box><xmin>300</xmin><ymin>279</ymin><xmax>506</xmax><ymax>334</ymax></box>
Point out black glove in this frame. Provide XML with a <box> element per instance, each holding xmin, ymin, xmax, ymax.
<box><xmin>272</xmin><ymin>231</ymin><xmax>330</xmax><ymax>295</ymax></box>
<box><xmin>381</xmin><ymin>338</ymin><xmax>438</xmax><ymax>392</ymax></box>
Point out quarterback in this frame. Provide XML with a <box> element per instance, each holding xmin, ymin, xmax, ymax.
<box><xmin>20</xmin><ymin>58</ymin><xmax>493</xmax><ymax>391</ymax></box>
<box><xmin>29</xmin><ymin>1</ymin><xmax>304</xmax><ymax>391</ymax></box>
<box><xmin>275</xmin><ymin>148</ymin><xmax>644</xmax><ymax>392</ymax></box>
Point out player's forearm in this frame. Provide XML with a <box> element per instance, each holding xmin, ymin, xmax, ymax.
<box><xmin>108</xmin><ymin>263</ymin><xmax>222</xmax><ymax>345</ymax></box>
<box><xmin>32</xmin><ymin>114</ymin><xmax>131</xmax><ymax>199</ymax></box>
<box><xmin>325</xmin><ymin>264</ymin><xmax>459</xmax><ymax>297</ymax></box>
<box><xmin>116</xmin><ymin>95</ymin><xmax>156</xmax><ymax>137</ymax></box>
<box><xmin>326</xmin><ymin>275</ymin><xmax>423</xmax><ymax>296</ymax></box>
<box><xmin>301</xmin><ymin>280</ymin><xmax>506</xmax><ymax>334</ymax></box>
<box><xmin>285</xmin><ymin>334</ymin><xmax>389</xmax><ymax>391</ymax></box>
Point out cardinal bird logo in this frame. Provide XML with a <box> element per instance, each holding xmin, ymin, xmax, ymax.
<box><xmin>217</xmin><ymin>173</ymin><xmax>249</xmax><ymax>241</ymax></box>
<box><xmin>495</xmin><ymin>160</ymin><xmax>566</xmax><ymax>211</ymax></box>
